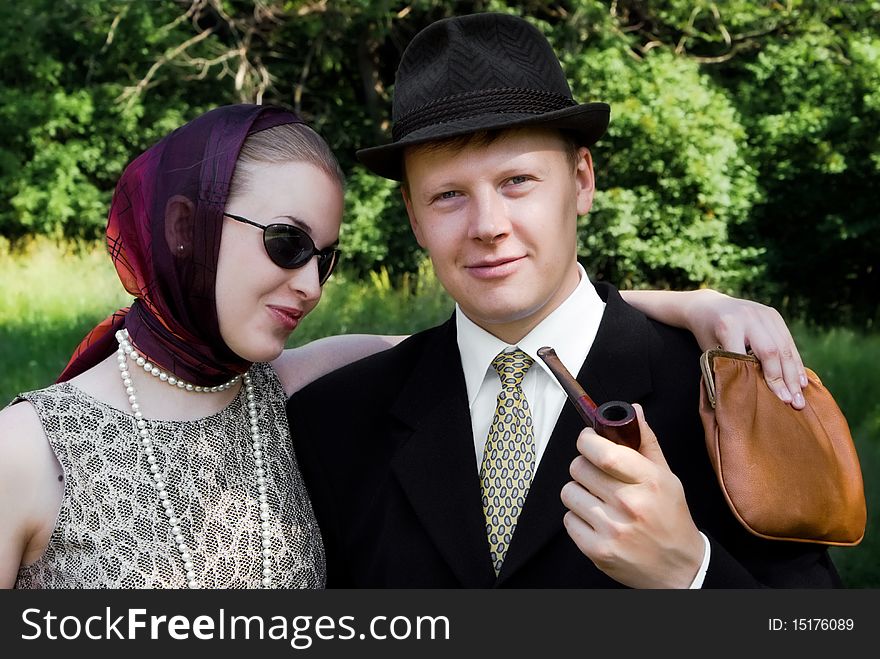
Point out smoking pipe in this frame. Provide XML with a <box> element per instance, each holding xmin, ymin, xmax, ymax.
<box><xmin>537</xmin><ymin>346</ymin><xmax>641</xmax><ymax>450</ymax></box>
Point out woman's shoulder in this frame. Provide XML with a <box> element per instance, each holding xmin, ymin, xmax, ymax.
<box><xmin>0</xmin><ymin>393</ymin><xmax>66</xmax><ymax>587</ymax></box>
<box><xmin>0</xmin><ymin>395</ymin><xmax>44</xmax><ymax>440</ymax></box>
<box><xmin>0</xmin><ymin>391</ymin><xmax>58</xmax><ymax>470</ymax></box>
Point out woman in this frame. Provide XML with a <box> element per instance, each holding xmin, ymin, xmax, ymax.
<box><xmin>0</xmin><ymin>104</ymin><xmax>805</xmax><ymax>589</ymax></box>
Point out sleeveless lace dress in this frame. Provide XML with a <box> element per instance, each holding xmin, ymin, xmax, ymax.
<box><xmin>12</xmin><ymin>362</ymin><xmax>325</xmax><ymax>589</ymax></box>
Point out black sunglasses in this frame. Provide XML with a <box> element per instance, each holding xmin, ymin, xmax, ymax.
<box><xmin>223</xmin><ymin>212</ymin><xmax>340</xmax><ymax>285</ymax></box>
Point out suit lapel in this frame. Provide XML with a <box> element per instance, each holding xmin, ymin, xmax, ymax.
<box><xmin>497</xmin><ymin>283</ymin><xmax>659</xmax><ymax>584</ymax></box>
<box><xmin>388</xmin><ymin>317</ymin><xmax>496</xmax><ymax>587</ymax></box>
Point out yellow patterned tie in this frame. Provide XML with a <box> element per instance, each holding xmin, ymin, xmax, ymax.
<box><xmin>480</xmin><ymin>348</ymin><xmax>536</xmax><ymax>575</ymax></box>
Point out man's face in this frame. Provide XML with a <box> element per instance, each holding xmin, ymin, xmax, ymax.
<box><xmin>402</xmin><ymin>128</ymin><xmax>595</xmax><ymax>343</ymax></box>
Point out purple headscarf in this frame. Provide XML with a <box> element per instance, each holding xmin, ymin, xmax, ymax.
<box><xmin>58</xmin><ymin>104</ymin><xmax>305</xmax><ymax>386</ymax></box>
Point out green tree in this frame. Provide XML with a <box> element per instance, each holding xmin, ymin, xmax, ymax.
<box><xmin>1</xmin><ymin>1</ymin><xmax>876</xmax><ymax>325</ymax></box>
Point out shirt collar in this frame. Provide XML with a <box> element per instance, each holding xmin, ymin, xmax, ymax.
<box><xmin>455</xmin><ymin>263</ymin><xmax>606</xmax><ymax>407</ymax></box>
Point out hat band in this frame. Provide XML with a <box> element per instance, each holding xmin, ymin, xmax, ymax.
<box><xmin>392</xmin><ymin>87</ymin><xmax>577</xmax><ymax>141</ymax></box>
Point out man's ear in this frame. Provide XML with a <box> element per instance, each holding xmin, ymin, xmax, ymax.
<box><xmin>574</xmin><ymin>147</ymin><xmax>595</xmax><ymax>216</ymax></box>
<box><xmin>401</xmin><ymin>184</ymin><xmax>427</xmax><ymax>248</ymax></box>
<box><xmin>164</xmin><ymin>195</ymin><xmax>195</xmax><ymax>258</ymax></box>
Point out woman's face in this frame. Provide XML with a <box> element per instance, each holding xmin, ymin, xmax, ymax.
<box><xmin>215</xmin><ymin>160</ymin><xmax>343</xmax><ymax>362</ymax></box>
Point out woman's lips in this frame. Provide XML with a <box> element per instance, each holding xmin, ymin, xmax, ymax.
<box><xmin>465</xmin><ymin>256</ymin><xmax>525</xmax><ymax>280</ymax></box>
<box><xmin>267</xmin><ymin>305</ymin><xmax>303</xmax><ymax>331</ymax></box>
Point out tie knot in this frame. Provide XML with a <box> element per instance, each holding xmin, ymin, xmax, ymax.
<box><xmin>491</xmin><ymin>349</ymin><xmax>534</xmax><ymax>389</ymax></box>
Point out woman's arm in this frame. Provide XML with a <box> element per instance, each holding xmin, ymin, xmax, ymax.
<box><xmin>621</xmin><ymin>289</ymin><xmax>807</xmax><ymax>408</ymax></box>
<box><xmin>0</xmin><ymin>402</ymin><xmax>62</xmax><ymax>588</ymax></box>
<box><xmin>272</xmin><ymin>334</ymin><xmax>408</xmax><ymax>397</ymax></box>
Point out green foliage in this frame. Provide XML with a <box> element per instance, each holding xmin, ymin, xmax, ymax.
<box><xmin>0</xmin><ymin>0</ymin><xmax>226</xmax><ymax>240</ymax></box>
<box><xmin>340</xmin><ymin>167</ymin><xmax>424</xmax><ymax>276</ymax></box>
<box><xmin>565</xmin><ymin>44</ymin><xmax>763</xmax><ymax>289</ymax></box>
<box><xmin>0</xmin><ymin>0</ymin><xmax>876</xmax><ymax>325</ymax></box>
<box><xmin>728</xmin><ymin>14</ymin><xmax>880</xmax><ymax>326</ymax></box>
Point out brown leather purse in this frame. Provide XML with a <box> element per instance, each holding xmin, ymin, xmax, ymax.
<box><xmin>699</xmin><ymin>349</ymin><xmax>866</xmax><ymax>546</ymax></box>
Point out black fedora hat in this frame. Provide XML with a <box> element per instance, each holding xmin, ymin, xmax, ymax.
<box><xmin>356</xmin><ymin>13</ymin><xmax>610</xmax><ymax>181</ymax></box>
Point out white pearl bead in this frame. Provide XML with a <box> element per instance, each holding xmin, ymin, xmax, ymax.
<box><xmin>116</xmin><ymin>334</ymin><xmax>268</xmax><ymax>588</ymax></box>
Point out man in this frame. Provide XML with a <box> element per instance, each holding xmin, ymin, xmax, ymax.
<box><xmin>287</xmin><ymin>12</ymin><xmax>839</xmax><ymax>587</ymax></box>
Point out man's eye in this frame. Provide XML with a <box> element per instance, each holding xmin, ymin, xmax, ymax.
<box><xmin>508</xmin><ymin>175</ymin><xmax>529</xmax><ymax>185</ymax></box>
<box><xmin>436</xmin><ymin>190</ymin><xmax>459</xmax><ymax>200</ymax></box>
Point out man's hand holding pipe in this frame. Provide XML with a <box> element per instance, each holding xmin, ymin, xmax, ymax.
<box><xmin>560</xmin><ymin>404</ymin><xmax>706</xmax><ymax>588</ymax></box>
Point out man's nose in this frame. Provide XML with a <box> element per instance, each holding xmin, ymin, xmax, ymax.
<box><xmin>467</xmin><ymin>189</ymin><xmax>512</xmax><ymax>243</ymax></box>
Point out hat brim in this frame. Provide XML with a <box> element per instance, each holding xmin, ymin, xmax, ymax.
<box><xmin>356</xmin><ymin>102</ymin><xmax>610</xmax><ymax>181</ymax></box>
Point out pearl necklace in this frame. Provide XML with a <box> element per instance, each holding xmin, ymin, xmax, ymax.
<box><xmin>115</xmin><ymin>329</ymin><xmax>273</xmax><ymax>589</ymax></box>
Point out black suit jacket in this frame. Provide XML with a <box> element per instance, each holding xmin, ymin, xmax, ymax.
<box><xmin>288</xmin><ymin>282</ymin><xmax>840</xmax><ymax>588</ymax></box>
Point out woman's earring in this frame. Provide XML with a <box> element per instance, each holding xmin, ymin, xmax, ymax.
<box><xmin>178</xmin><ymin>244</ymin><xmax>185</xmax><ymax>252</ymax></box>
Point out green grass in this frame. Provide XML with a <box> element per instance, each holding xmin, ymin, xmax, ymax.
<box><xmin>1</xmin><ymin>239</ymin><xmax>876</xmax><ymax>587</ymax></box>
<box><xmin>792</xmin><ymin>323</ymin><xmax>880</xmax><ymax>587</ymax></box>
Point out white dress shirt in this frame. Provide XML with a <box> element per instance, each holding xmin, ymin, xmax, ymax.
<box><xmin>455</xmin><ymin>263</ymin><xmax>710</xmax><ymax>588</ymax></box>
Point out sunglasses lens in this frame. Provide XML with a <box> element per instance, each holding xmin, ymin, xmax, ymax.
<box><xmin>262</xmin><ymin>223</ymin><xmax>339</xmax><ymax>285</ymax></box>
<box><xmin>317</xmin><ymin>250</ymin><xmax>339</xmax><ymax>285</ymax></box>
<box><xmin>263</xmin><ymin>224</ymin><xmax>313</xmax><ymax>269</ymax></box>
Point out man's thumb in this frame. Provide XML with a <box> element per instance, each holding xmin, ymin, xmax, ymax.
<box><xmin>633</xmin><ymin>403</ymin><xmax>668</xmax><ymax>466</ymax></box>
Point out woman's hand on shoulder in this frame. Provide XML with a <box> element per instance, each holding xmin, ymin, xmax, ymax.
<box><xmin>622</xmin><ymin>288</ymin><xmax>807</xmax><ymax>408</ymax></box>
<box><xmin>272</xmin><ymin>334</ymin><xmax>408</xmax><ymax>397</ymax></box>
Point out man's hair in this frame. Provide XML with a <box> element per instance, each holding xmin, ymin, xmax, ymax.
<box><xmin>231</xmin><ymin>123</ymin><xmax>345</xmax><ymax>197</ymax></box>
<box><xmin>402</xmin><ymin>127</ymin><xmax>582</xmax><ymax>190</ymax></box>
